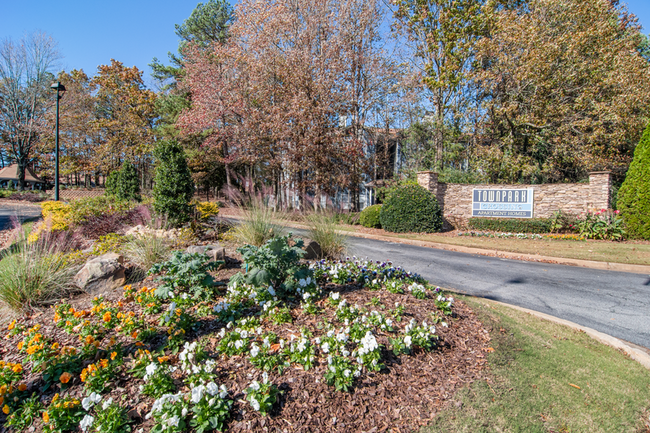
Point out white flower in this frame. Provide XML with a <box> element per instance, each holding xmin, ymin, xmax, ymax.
<box><xmin>344</xmin><ymin>369</ymin><xmax>351</xmax><ymax>377</ymax></box>
<box><xmin>299</xmin><ymin>278</ymin><xmax>307</xmax><ymax>287</ymax></box>
<box><xmin>102</xmin><ymin>397</ymin><xmax>113</xmax><ymax>410</ymax></box>
<box><xmin>250</xmin><ymin>344</ymin><xmax>260</xmax><ymax>357</ymax></box>
<box><xmin>250</xmin><ymin>396</ymin><xmax>261</xmax><ymax>411</ymax></box>
<box><xmin>209</xmin><ymin>397</ymin><xmax>216</xmax><ymax>406</ymax></box>
<box><xmin>404</xmin><ymin>335</ymin><xmax>412</xmax><ymax>347</ymax></box>
<box><xmin>81</xmin><ymin>397</ymin><xmax>93</xmax><ymax>411</ymax></box>
<box><xmin>80</xmin><ymin>414</ymin><xmax>94</xmax><ymax>431</ymax></box>
<box><xmin>303</xmin><ymin>292</ymin><xmax>311</xmax><ymax>301</ymax></box>
<box><xmin>191</xmin><ymin>385</ymin><xmax>206</xmax><ymax>403</ymax></box>
<box><xmin>235</xmin><ymin>340</ymin><xmax>244</xmax><ymax>349</ymax></box>
<box><xmin>321</xmin><ymin>342</ymin><xmax>330</xmax><ymax>353</ymax></box>
<box><xmin>166</xmin><ymin>415</ymin><xmax>180</xmax><ymax>427</ymax></box>
<box><xmin>268</xmin><ymin>286</ymin><xmax>276</xmax><ymax>296</ymax></box>
<box><xmin>262</xmin><ymin>372</ymin><xmax>269</xmax><ymax>383</ymax></box>
<box><xmin>249</xmin><ymin>381</ymin><xmax>261</xmax><ymax>391</ymax></box>
<box><xmin>331</xmin><ymin>292</ymin><xmax>340</xmax><ymax>300</ymax></box>
<box><xmin>181</xmin><ymin>407</ymin><xmax>188</xmax><ymax>417</ymax></box>
<box><xmin>206</xmin><ymin>382</ymin><xmax>219</xmax><ymax>396</ymax></box>
<box><xmin>306</xmin><ymin>276</ymin><xmax>312</xmax><ymax>285</ymax></box>
<box><xmin>219</xmin><ymin>384</ymin><xmax>228</xmax><ymax>399</ymax></box>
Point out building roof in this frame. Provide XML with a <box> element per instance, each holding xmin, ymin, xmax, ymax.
<box><xmin>0</xmin><ymin>164</ymin><xmax>44</xmax><ymax>183</ymax></box>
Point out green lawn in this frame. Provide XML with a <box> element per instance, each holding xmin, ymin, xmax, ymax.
<box><xmin>424</xmin><ymin>296</ymin><xmax>650</xmax><ymax>432</ymax></box>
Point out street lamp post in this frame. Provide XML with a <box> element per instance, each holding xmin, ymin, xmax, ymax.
<box><xmin>50</xmin><ymin>82</ymin><xmax>66</xmax><ymax>201</ymax></box>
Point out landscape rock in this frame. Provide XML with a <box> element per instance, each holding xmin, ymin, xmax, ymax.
<box><xmin>303</xmin><ymin>240</ymin><xmax>322</xmax><ymax>260</ymax></box>
<box><xmin>74</xmin><ymin>253</ymin><xmax>126</xmax><ymax>295</ymax></box>
<box><xmin>186</xmin><ymin>244</ymin><xmax>226</xmax><ymax>262</ymax></box>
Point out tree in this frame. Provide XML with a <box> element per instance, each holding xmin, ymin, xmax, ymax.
<box><xmin>153</xmin><ymin>140</ymin><xmax>195</xmax><ymax>225</ymax></box>
<box><xmin>394</xmin><ymin>0</ymin><xmax>485</xmax><ymax>165</ymax></box>
<box><xmin>0</xmin><ymin>32</ymin><xmax>61</xmax><ymax>189</ymax></box>
<box><xmin>91</xmin><ymin>60</ymin><xmax>157</xmax><ymax>184</ymax></box>
<box><xmin>618</xmin><ymin>123</ymin><xmax>650</xmax><ymax>239</ymax></box>
<box><xmin>473</xmin><ymin>0</ymin><xmax>650</xmax><ymax>183</ymax></box>
<box><xmin>116</xmin><ymin>161</ymin><xmax>141</xmax><ymax>202</ymax></box>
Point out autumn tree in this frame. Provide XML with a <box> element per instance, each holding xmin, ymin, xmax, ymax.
<box><xmin>0</xmin><ymin>32</ymin><xmax>61</xmax><ymax>189</ymax></box>
<box><xmin>473</xmin><ymin>0</ymin><xmax>650</xmax><ymax>183</ymax></box>
<box><xmin>91</xmin><ymin>60</ymin><xmax>157</xmax><ymax>185</ymax></box>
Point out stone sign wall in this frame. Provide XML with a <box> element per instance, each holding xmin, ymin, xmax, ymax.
<box><xmin>417</xmin><ymin>171</ymin><xmax>612</xmax><ymax>229</ymax></box>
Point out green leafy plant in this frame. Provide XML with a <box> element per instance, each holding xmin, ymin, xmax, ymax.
<box><xmin>189</xmin><ymin>382</ymin><xmax>232</xmax><ymax>433</ymax></box>
<box><xmin>43</xmin><ymin>395</ymin><xmax>85</xmax><ymax>433</ymax></box>
<box><xmin>618</xmin><ymin>122</ymin><xmax>650</xmax><ymax>239</ymax></box>
<box><xmin>88</xmin><ymin>400</ymin><xmax>132</xmax><ymax>433</ymax></box>
<box><xmin>116</xmin><ymin>160</ymin><xmax>141</xmax><ymax>202</ymax></box>
<box><xmin>149</xmin><ymin>251</ymin><xmax>222</xmax><ymax>300</ymax></box>
<box><xmin>4</xmin><ymin>393</ymin><xmax>42</xmax><ymax>431</ymax></box>
<box><xmin>142</xmin><ymin>363</ymin><xmax>177</xmax><ymax>398</ymax></box>
<box><xmin>244</xmin><ymin>373</ymin><xmax>281</xmax><ymax>415</ymax></box>
<box><xmin>235</xmin><ymin>234</ymin><xmax>312</xmax><ymax>298</ymax></box>
<box><xmin>379</xmin><ymin>184</ymin><xmax>443</xmax><ymax>233</ymax></box>
<box><xmin>360</xmin><ymin>204</ymin><xmax>382</xmax><ymax>228</ymax></box>
<box><xmin>575</xmin><ymin>209</ymin><xmax>626</xmax><ymax>241</ymax></box>
<box><xmin>323</xmin><ymin>354</ymin><xmax>356</xmax><ymax>392</ymax></box>
<box><xmin>153</xmin><ymin>140</ymin><xmax>195</xmax><ymax>226</ymax></box>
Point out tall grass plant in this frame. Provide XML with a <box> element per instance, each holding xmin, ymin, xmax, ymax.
<box><xmin>232</xmin><ymin>201</ymin><xmax>287</xmax><ymax>247</ymax></box>
<box><xmin>305</xmin><ymin>212</ymin><xmax>347</xmax><ymax>259</ymax></box>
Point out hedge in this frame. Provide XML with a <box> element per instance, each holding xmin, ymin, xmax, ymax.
<box><xmin>360</xmin><ymin>204</ymin><xmax>382</xmax><ymax>228</ymax></box>
<box><xmin>379</xmin><ymin>184</ymin><xmax>442</xmax><ymax>233</ymax></box>
<box><xmin>467</xmin><ymin>217</ymin><xmax>552</xmax><ymax>234</ymax></box>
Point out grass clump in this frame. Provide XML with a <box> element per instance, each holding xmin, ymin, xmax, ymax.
<box><xmin>0</xmin><ymin>238</ymin><xmax>80</xmax><ymax>312</ymax></box>
<box><xmin>423</xmin><ymin>297</ymin><xmax>650</xmax><ymax>432</ymax></box>
<box><xmin>232</xmin><ymin>201</ymin><xmax>287</xmax><ymax>247</ymax></box>
<box><xmin>122</xmin><ymin>234</ymin><xmax>172</xmax><ymax>273</ymax></box>
<box><xmin>305</xmin><ymin>212</ymin><xmax>347</xmax><ymax>259</ymax></box>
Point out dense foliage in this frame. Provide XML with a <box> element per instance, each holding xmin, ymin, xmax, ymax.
<box><xmin>467</xmin><ymin>218</ymin><xmax>552</xmax><ymax>234</ymax></box>
<box><xmin>360</xmin><ymin>205</ymin><xmax>382</xmax><ymax>229</ymax></box>
<box><xmin>152</xmin><ymin>140</ymin><xmax>195</xmax><ymax>226</ymax></box>
<box><xmin>380</xmin><ymin>185</ymin><xmax>442</xmax><ymax>233</ymax></box>
<box><xmin>618</xmin><ymin>123</ymin><xmax>650</xmax><ymax>240</ymax></box>
<box><xmin>106</xmin><ymin>161</ymin><xmax>141</xmax><ymax>202</ymax></box>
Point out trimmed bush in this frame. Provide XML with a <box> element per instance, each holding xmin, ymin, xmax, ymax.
<box><xmin>468</xmin><ymin>217</ymin><xmax>552</xmax><ymax>234</ymax></box>
<box><xmin>618</xmin><ymin>123</ymin><xmax>650</xmax><ymax>239</ymax></box>
<box><xmin>379</xmin><ymin>185</ymin><xmax>442</xmax><ymax>233</ymax></box>
<box><xmin>360</xmin><ymin>204</ymin><xmax>382</xmax><ymax>228</ymax></box>
<box><xmin>116</xmin><ymin>160</ymin><xmax>141</xmax><ymax>202</ymax></box>
<box><xmin>153</xmin><ymin>140</ymin><xmax>195</xmax><ymax>226</ymax></box>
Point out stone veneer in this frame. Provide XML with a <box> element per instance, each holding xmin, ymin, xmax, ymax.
<box><xmin>417</xmin><ymin>171</ymin><xmax>612</xmax><ymax>229</ymax></box>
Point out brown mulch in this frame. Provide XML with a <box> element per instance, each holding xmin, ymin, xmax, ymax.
<box><xmin>0</xmin><ymin>254</ymin><xmax>490</xmax><ymax>433</ymax></box>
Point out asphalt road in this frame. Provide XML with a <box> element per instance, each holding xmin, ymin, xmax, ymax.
<box><xmin>286</xmin><ymin>227</ymin><xmax>650</xmax><ymax>350</ymax></box>
<box><xmin>0</xmin><ymin>203</ymin><xmax>42</xmax><ymax>230</ymax></box>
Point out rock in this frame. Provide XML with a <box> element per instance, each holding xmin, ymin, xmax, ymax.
<box><xmin>186</xmin><ymin>244</ymin><xmax>226</xmax><ymax>262</ymax></box>
<box><xmin>74</xmin><ymin>253</ymin><xmax>126</xmax><ymax>295</ymax></box>
<box><xmin>303</xmin><ymin>240</ymin><xmax>322</xmax><ymax>260</ymax></box>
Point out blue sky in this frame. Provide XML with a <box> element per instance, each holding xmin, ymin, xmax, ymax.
<box><xmin>1</xmin><ymin>0</ymin><xmax>649</xmax><ymax>88</ymax></box>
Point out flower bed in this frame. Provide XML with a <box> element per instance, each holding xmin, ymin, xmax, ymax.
<box><xmin>0</xmin><ymin>237</ymin><xmax>489</xmax><ymax>432</ymax></box>
<box><xmin>457</xmin><ymin>231</ymin><xmax>586</xmax><ymax>241</ymax></box>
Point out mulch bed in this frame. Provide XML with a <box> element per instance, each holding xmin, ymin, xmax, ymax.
<box><xmin>0</xmin><ymin>256</ymin><xmax>491</xmax><ymax>433</ymax></box>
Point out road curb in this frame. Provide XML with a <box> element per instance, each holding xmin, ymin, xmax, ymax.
<box><xmin>247</xmin><ymin>217</ymin><xmax>650</xmax><ymax>275</ymax></box>
<box><xmin>457</xmin><ymin>294</ymin><xmax>650</xmax><ymax>371</ymax></box>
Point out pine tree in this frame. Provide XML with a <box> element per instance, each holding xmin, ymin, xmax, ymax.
<box><xmin>116</xmin><ymin>161</ymin><xmax>141</xmax><ymax>202</ymax></box>
<box><xmin>618</xmin><ymin>123</ymin><xmax>650</xmax><ymax>239</ymax></box>
<box><xmin>153</xmin><ymin>141</ymin><xmax>195</xmax><ymax>226</ymax></box>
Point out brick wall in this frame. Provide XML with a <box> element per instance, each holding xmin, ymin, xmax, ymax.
<box><xmin>417</xmin><ymin>171</ymin><xmax>612</xmax><ymax>229</ymax></box>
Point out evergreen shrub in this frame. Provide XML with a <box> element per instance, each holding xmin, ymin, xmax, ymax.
<box><xmin>153</xmin><ymin>140</ymin><xmax>195</xmax><ymax>226</ymax></box>
<box><xmin>105</xmin><ymin>161</ymin><xmax>140</xmax><ymax>201</ymax></box>
<box><xmin>468</xmin><ymin>217</ymin><xmax>552</xmax><ymax>234</ymax></box>
<box><xmin>360</xmin><ymin>204</ymin><xmax>382</xmax><ymax>228</ymax></box>
<box><xmin>618</xmin><ymin>123</ymin><xmax>650</xmax><ymax>239</ymax></box>
<box><xmin>379</xmin><ymin>185</ymin><xmax>442</xmax><ymax>233</ymax></box>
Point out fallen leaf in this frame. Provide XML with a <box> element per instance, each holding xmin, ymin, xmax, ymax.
<box><xmin>569</xmin><ymin>383</ymin><xmax>581</xmax><ymax>390</ymax></box>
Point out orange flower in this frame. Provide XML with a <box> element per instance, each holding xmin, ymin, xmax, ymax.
<box><xmin>12</xmin><ymin>364</ymin><xmax>22</xmax><ymax>373</ymax></box>
<box><xmin>131</xmin><ymin>331</ymin><xmax>139</xmax><ymax>339</ymax></box>
<box><xmin>16</xmin><ymin>342</ymin><xmax>23</xmax><ymax>350</ymax></box>
<box><xmin>59</xmin><ymin>372</ymin><xmax>72</xmax><ymax>384</ymax></box>
<box><xmin>158</xmin><ymin>356</ymin><xmax>169</xmax><ymax>363</ymax></box>
<box><xmin>103</xmin><ymin>312</ymin><xmax>111</xmax><ymax>322</ymax></box>
<box><xmin>0</xmin><ymin>396</ymin><xmax>4</xmax><ymax>406</ymax></box>
<box><xmin>135</xmin><ymin>341</ymin><xmax>144</xmax><ymax>346</ymax></box>
<box><xmin>43</xmin><ymin>411</ymin><xmax>50</xmax><ymax>423</ymax></box>
<box><xmin>85</xmin><ymin>335</ymin><xmax>95</xmax><ymax>345</ymax></box>
<box><xmin>3</xmin><ymin>405</ymin><xmax>9</xmax><ymax>414</ymax></box>
<box><xmin>110</xmin><ymin>351</ymin><xmax>117</xmax><ymax>360</ymax></box>
<box><xmin>52</xmin><ymin>342</ymin><xmax>60</xmax><ymax>350</ymax></box>
<box><xmin>7</xmin><ymin>320</ymin><xmax>16</xmax><ymax>331</ymax></box>
<box><xmin>99</xmin><ymin>359</ymin><xmax>109</xmax><ymax>368</ymax></box>
<box><xmin>18</xmin><ymin>384</ymin><xmax>27</xmax><ymax>392</ymax></box>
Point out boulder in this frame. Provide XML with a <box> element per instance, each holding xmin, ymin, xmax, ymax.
<box><xmin>303</xmin><ymin>240</ymin><xmax>322</xmax><ymax>260</ymax></box>
<box><xmin>186</xmin><ymin>244</ymin><xmax>226</xmax><ymax>262</ymax></box>
<box><xmin>74</xmin><ymin>253</ymin><xmax>126</xmax><ymax>295</ymax></box>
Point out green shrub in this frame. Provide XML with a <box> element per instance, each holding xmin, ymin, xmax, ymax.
<box><xmin>468</xmin><ymin>217</ymin><xmax>552</xmax><ymax>234</ymax></box>
<box><xmin>305</xmin><ymin>213</ymin><xmax>347</xmax><ymax>259</ymax></box>
<box><xmin>618</xmin><ymin>123</ymin><xmax>650</xmax><ymax>239</ymax></box>
<box><xmin>379</xmin><ymin>184</ymin><xmax>442</xmax><ymax>233</ymax></box>
<box><xmin>105</xmin><ymin>171</ymin><xmax>119</xmax><ymax>196</ymax></box>
<box><xmin>360</xmin><ymin>205</ymin><xmax>382</xmax><ymax>228</ymax></box>
<box><xmin>153</xmin><ymin>140</ymin><xmax>195</xmax><ymax>226</ymax></box>
<box><xmin>69</xmin><ymin>196</ymin><xmax>135</xmax><ymax>224</ymax></box>
<box><xmin>116</xmin><ymin>160</ymin><xmax>141</xmax><ymax>202</ymax></box>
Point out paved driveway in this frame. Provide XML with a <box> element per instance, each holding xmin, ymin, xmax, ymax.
<box><xmin>0</xmin><ymin>202</ymin><xmax>42</xmax><ymax>230</ymax></box>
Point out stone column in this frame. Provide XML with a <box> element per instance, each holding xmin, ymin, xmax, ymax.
<box><xmin>588</xmin><ymin>171</ymin><xmax>611</xmax><ymax>210</ymax></box>
<box><xmin>417</xmin><ymin>171</ymin><xmax>439</xmax><ymax>196</ymax></box>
